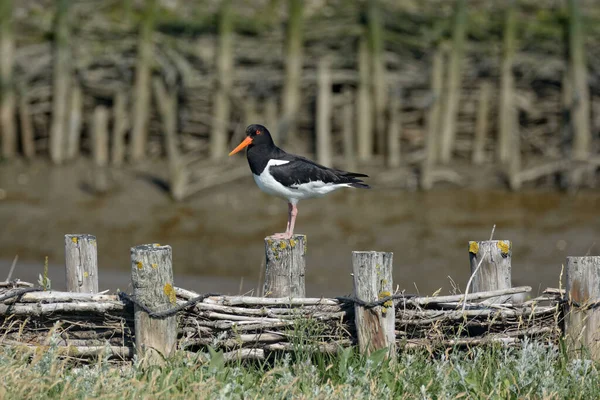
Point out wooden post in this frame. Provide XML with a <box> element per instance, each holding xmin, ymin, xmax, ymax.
<box><xmin>352</xmin><ymin>251</ymin><xmax>395</xmax><ymax>356</ymax></box>
<box><xmin>111</xmin><ymin>90</ymin><xmax>128</xmax><ymax>167</ymax></box>
<box><xmin>130</xmin><ymin>244</ymin><xmax>177</xmax><ymax>360</ymax></box>
<box><xmin>342</xmin><ymin>88</ymin><xmax>356</xmax><ymax>172</ymax></box>
<box><xmin>357</xmin><ymin>35</ymin><xmax>373</xmax><ymax>161</ymax></box>
<box><xmin>367</xmin><ymin>0</ymin><xmax>386</xmax><ymax>154</ymax></box>
<box><xmin>153</xmin><ymin>77</ymin><xmax>186</xmax><ymax>201</ymax></box>
<box><xmin>568</xmin><ymin>0</ymin><xmax>591</xmax><ymax>161</ymax></box>
<box><xmin>17</xmin><ymin>85</ymin><xmax>34</xmax><ymax>160</ymax></box>
<box><xmin>281</xmin><ymin>0</ymin><xmax>303</xmax><ymax>146</ymax></box>
<box><xmin>211</xmin><ymin>0</ymin><xmax>234</xmax><ymax>159</ymax></box>
<box><xmin>438</xmin><ymin>0</ymin><xmax>467</xmax><ymax>163</ymax></box>
<box><xmin>92</xmin><ymin>105</ymin><xmax>109</xmax><ymax>193</ymax></box>
<box><xmin>421</xmin><ymin>47</ymin><xmax>444</xmax><ymax>190</ymax></box>
<box><xmin>565</xmin><ymin>256</ymin><xmax>600</xmax><ymax>360</ymax></box>
<box><xmin>0</xmin><ymin>0</ymin><xmax>16</xmax><ymax>159</ymax></box>
<box><xmin>49</xmin><ymin>0</ymin><xmax>71</xmax><ymax>164</ymax></box>
<box><xmin>498</xmin><ymin>1</ymin><xmax>516</xmax><ymax>164</ymax></box>
<box><xmin>129</xmin><ymin>0</ymin><xmax>156</xmax><ymax>162</ymax></box>
<box><xmin>386</xmin><ymin>86</ymin><xmax>402</xmax><ymax>168</ymax></box>
<box><xmin>472</xmin><ymin>81</ymin><xmax>491</xmax><ymax>165</ymax></box>
<box><xmin>66</xmin><ymin>84</ymin><xmax>82</xmax><ymax>160</ymax></box>
<box><xmin>64</xmin><ymin>234</ymin><xmax>98</xmax><ymax>293</ymax></box>
<box><xmin>468</xmin><ymin>240</ymin><xmax>512</xmax><ymax>294</ymax></box>
<box><xmin>316</xmin><ymin>58</ymin><xmax>332</xmax><ymax>167</ymax></box>
<box><xmin>264</xmin><ymin>96</ymin><xmax>278</xmax><ymax>143</ymax></box>
<box><xmin>263</xmin><ymin>235</ymin><xmax>306</xmax><ymax>298</ymax></box>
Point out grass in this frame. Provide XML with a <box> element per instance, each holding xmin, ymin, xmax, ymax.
<box><xmin>0</xmin><ymin>338</ymin><xmax>599</xmax><ymax>399</ymax></box>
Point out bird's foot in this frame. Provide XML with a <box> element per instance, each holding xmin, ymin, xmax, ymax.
<box><xmin>270</xmin><ymin>232</ymin><xmax>293</xmax><ymax>240</ymax></box>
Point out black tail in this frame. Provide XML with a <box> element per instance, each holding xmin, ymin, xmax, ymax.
<box><xmin>349</xmin><ymin>182</ymin><xmax>370</xmax><ymax>189</ymax></box>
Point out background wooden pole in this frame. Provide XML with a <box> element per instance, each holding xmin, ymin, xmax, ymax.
<box><xmin>129</xmin><ymin>0</ymin><xmax>157</xmax><ymax>162</ymax></box>
<box><xmin>472</xmin><ymin>81</ymin><xmax>491</xmax><ymax>165</ymax></box>
<box><xmin>498</xmin><ymin>1</ymin><xmax>517</xmax><ymax>164</ymax></box>
<box><xmin>111</xmin><ymin>90</ymin><xmax>128</xmax><ymax>167</ymax></box>
<box><xmin>438</xmin><ymin>0</ymin><xmax>467</xmax><ymax>163</ymax></box>
<box><xmin>316</xmin><ymin>58</ymin><xmax>332</xmax><ymax>167</ymax></box>
<box><xmin>386</xmin><ymin>86</ymin><xmax>402</xmax><ymax>168</ymax></box>
<box><xmin>421</xmin><ymin>47</ymin><xmax>444</xmax><ymax>190</ymax></box>
<box><xmin>64</xmin><ymin>234</ymin><xmax>98</xmax><ymax>293</ymax></box>
<box><xmin>49</xmin><ymin>0</ymin><xmax>71</xmax><ymax>164</ymax></box>
<box><xmin>357</xmin><ymin>35</ymin><xmax>373</xmax><ymax>161</ymax></box>
<box><xmin>468</xmin><ymin>240</ymin><xmax>512</xmax><ymax>295</ymax></box>
<box><xmin>130</xmin><ymin>243</ymin><xmax>177</xmax><ymax>361</ymax></box>
<box><xmin>263</xmin><ymin>235</ymin><xmax>306</xmax><ymax>298</ymax></box>
<box><xmin>92</xmin><ymin>105</ymin><xmax>109</xmax><ymax>193</ymax></box>
<box><xmin>211</xmin><ymin>0</ymin><xmax>234</xmax><ymax>159</ymax></box>
<box><xmin>0</xmin><ymin>0</ymin><xmax>16</xmax><ymax>159</ymax></box>
<box><xmin>565</xmin><ymin>256</ymin><xmax>600</xmax><ymax>360</ymax></box>
<box><xmin>66</xmin><ymin>84</ymin><xmax>83</xmax><ymax>161</ymax></box>
<box><xmin>281</xmin><ymin>0</ymin><xmax>303</xmax><ymax>147</ymax></box>
<box><xmin>342</xmin><ymin>88</ymin><xmax>356</xmax><ymax>172</ymax></box>
<box><xmin>352</xmin><ymin>251</ymin><xmax>395</xmax><ymax>356</ymax></box>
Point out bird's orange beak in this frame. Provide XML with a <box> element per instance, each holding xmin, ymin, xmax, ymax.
<box><xmin>228</xmin><ymin>136</ymin><xmax>253</xmax><ymax>156</ymax></box>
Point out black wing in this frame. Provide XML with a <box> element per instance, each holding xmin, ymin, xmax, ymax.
<box><xmin>269</xmin><ymin>153</ymin><xmax>370</xmax><ymax>189</ymax></box>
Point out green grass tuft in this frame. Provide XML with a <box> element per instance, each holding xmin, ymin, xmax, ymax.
<box><xmin>0</xmin><ymin>339</ymin><xmax>599</xmax><ymax>399</ymax></box>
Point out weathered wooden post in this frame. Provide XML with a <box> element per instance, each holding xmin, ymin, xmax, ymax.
<box><xmin>130</xmin><ymin>243</ymin><xmax>177</xmax><ymax>361</ymax></box>
<box><xmin>263</xmin><ymin>235</ymin><xmax>306</xmax><ymax>297</ymax></box>
<box><xmin>352</xmin><ymin>251</ymin><xmax>395</xmax><ymax>356</ymax></box>
<box><xmin>468</xmin><ymin>240</ymin><xmax>512</xmax><ymax>295</ymax></box>
<box><xmin>565</xmin><ymin>256</ymin><xmax>600</xmax><ymax>360</ymax></box>
<box><xmin>64</xmin><ymin>234</ymin><xmax>98</xmax><ymax>293</ymax></box>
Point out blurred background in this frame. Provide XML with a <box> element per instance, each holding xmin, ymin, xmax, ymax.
<box><xmin>0</xmin><ymin>0</ymin><xmax>599</xmax><ymax>297</ymax></box>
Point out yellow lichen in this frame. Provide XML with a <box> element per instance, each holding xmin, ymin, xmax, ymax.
<box><xmin>151</xmin><ymin>263</ymin><xmax>158</xmax><ymax>269</ymax></box>
<box><xmin>469</xmin><ymin>241</ymin><xmax>479</xmax><ymax>254</ymax></box>
<box><xmin>83</xmin><ymin>271</ymin><xmax>89</xmax><ymax>278</ymax></box>
<box><xmin>163</xmin><ymin>283</ymin><xmax>177</xmax><ymax>305</ymax></box>
<box><xmin>279</xmin><ymin>241</ymin><xmax>287</xmax><ymax>249</ymax></box>
<box><xmin>91</xmin><ymin>240</ymin><xmax>97</xmax><ymax>247</ymax></box>
<box><xmin>154</xmin><ymin>243</ymin><xmax>161</xmax><ymax>247</ymax></box>
<box><xmin>379</xmin><ymin>291</ymin><xmax>393</xmax><ymax>314</ymax></box>
<box><xmin>290</xmin><ymin>239</ymin><xmax>296</xmax><ymax>248</ymax></box>
<box><xmin>497</xmin><ymin>241</ymin><xmax>510</xmax><ymax>255</ymax></box>
<box><xmin>71</xmin><ymin>237</ymin><xmax>78</xmax><ymax>244</ymax></box>
<box><xmin>136</xmin><ymin>261</ymin><xmax>143</xmax><ymax>270</ymax></box>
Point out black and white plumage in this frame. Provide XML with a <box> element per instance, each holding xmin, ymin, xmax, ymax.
<box><xmin>229</xmin><ymin>124</ymin><xmax>370</xmax><ymax>239</ymax></box>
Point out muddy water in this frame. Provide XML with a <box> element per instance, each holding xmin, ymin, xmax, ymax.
<box><xmin>1</xmin><ymin>159</ymin><xmax>599</xmax><ymax>297</ymax></box>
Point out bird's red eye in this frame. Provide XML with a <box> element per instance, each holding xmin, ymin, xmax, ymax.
<box><xmin>256</xmin><ymin>130</ymin><xmax>261</xmax><ymax>135</ymax></box>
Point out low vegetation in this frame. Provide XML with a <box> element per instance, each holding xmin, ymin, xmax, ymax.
<box><xmin>0</xmin><ymin>338</ymin><xmax>598</xmax><ymax>399</ymax></box>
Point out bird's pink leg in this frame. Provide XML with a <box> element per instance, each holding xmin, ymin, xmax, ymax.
<box><xmin>271</xmin><ymin>203</ymin><xmax>297</xmax><ymax>240</ymax></box>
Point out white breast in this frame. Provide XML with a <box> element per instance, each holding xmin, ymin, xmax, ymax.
<box><xmin>252</xmin><ymin>159</ymin><xmax>349</xmax><ymax>204</ymax></box>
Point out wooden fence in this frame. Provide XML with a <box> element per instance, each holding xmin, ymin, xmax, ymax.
<box><xmin>1</xmin><ymin>233</ymin><xmax>599</xmax><ymax>363</ymax></box>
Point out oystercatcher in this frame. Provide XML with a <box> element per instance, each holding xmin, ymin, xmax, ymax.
<box><xmin>229</xmin><ymin>124</ymin><xmax>370</xmax><ymax>239</ymax></box>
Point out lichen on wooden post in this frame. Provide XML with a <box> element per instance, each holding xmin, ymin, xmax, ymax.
<box><xmin>263</xmin><ymin>235</ymin><xmax>306</xmax><ymax>298</ymax></box>
<box><xmin>64</xmin><ymin>234</ymin><xmax>98</xmax><ymax>294</ymax></box>
<box><xmin>565</xmin><ymin>256</ymin><xmax>600</xmax><ymax>360</ymax></box>
<box><xmin>130</xmin><ymin>243</ymin><xmax>177</xmax><ymax>361</ymax></box>
<box><xmin>352</xmin><ymin>251</ymin><xmax>395</xmax><ymax>356</ymax></box>
<box><xmin>468</xmin><ymin>240</ymin><xmax>512</xmax><ymax>296</ymax></box>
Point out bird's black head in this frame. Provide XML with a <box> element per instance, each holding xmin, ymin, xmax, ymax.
<box><xmin>229</xmin><ymin>124</ymin><xmax>275</xmax><ymax>156</ymax></box>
